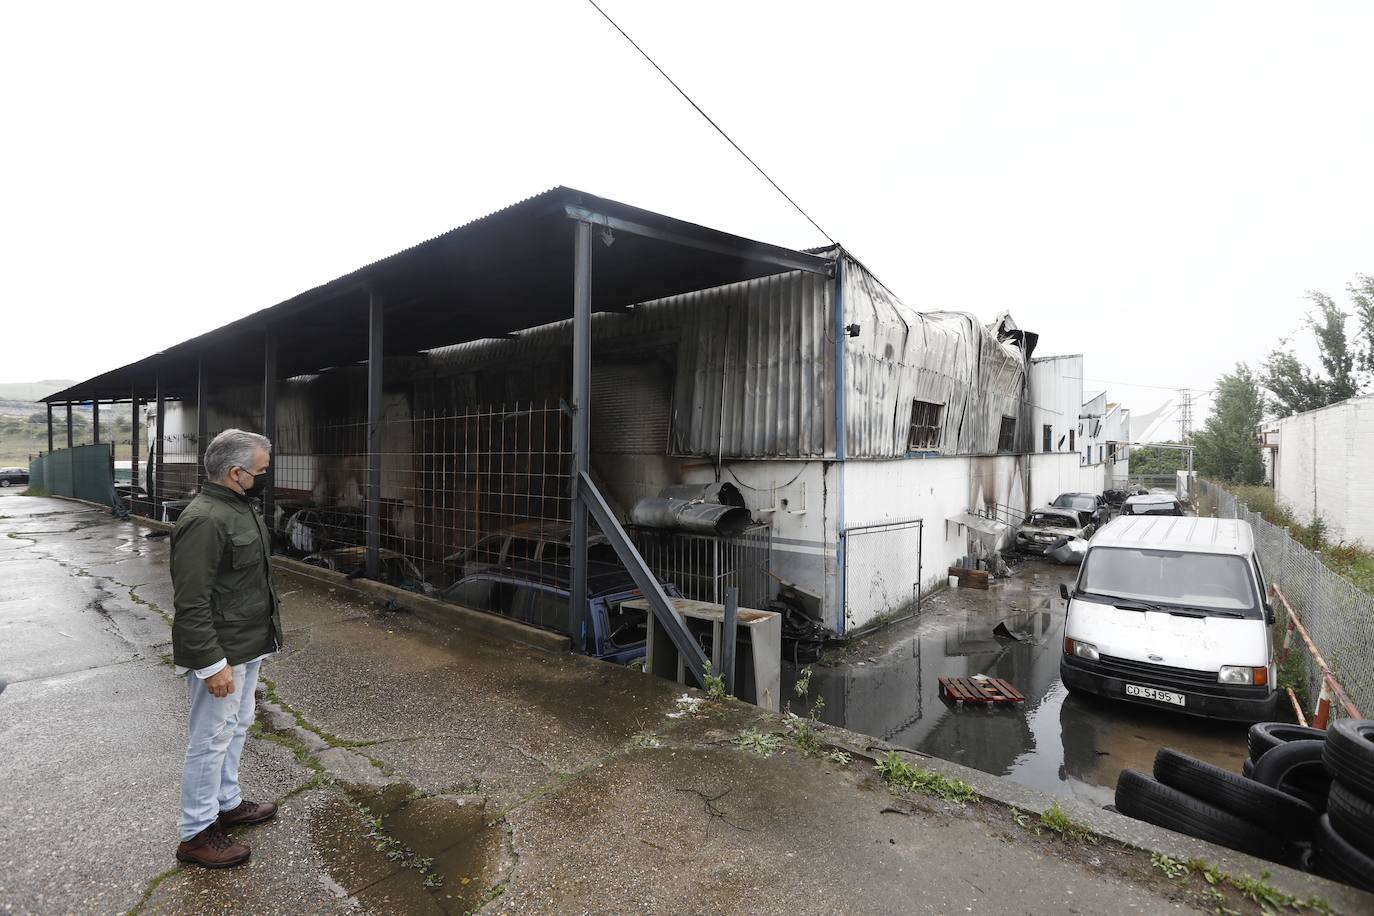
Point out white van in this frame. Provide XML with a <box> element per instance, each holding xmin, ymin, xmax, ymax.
<box><xmin>1059</xmin><ymin>516</ymin><xmax>1280</xmax><ymax>721</ymax></box>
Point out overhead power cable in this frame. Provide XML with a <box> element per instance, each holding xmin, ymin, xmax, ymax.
<box><xmin>585</xmin><ymin>0</ymin><xmax>835</xmax><ymax>245</ymax></box>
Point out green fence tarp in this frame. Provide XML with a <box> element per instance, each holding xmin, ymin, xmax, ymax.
<box><xmin>29</xmin><ymin>444</ymin><xmax>116</xmax><ymax>506</ymax></box>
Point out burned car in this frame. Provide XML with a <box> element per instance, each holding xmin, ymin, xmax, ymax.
<box><xmin>1050</xmin><ymin>492</ymin><xmax>1107</xmax><ymax>528</ymax></box>
<box><xmin>1015</xmin><ymin>507</ymin><xmax>1094</xmax><ymax>556</ymax></box>
<box><xmin>439</xmin><ymin>561</ymin><xmax>681</xmax><ymax>665</ymax></box>
<box><xmin>302</xmin><ymin>547</ymin><xmax>435</xmax><ymax>595</ymax></box>
<box><xmin>438</xmin><ymin>521</ymin><xmax>619</xmax><ymax>586</ymax></box>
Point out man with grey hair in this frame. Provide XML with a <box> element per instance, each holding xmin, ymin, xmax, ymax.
<box><xmin>169</xmin><ymin>428</ymin><xmax>283</xmax><ymax>868</ymax></box>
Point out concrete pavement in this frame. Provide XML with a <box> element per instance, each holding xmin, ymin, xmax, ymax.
<box><xmin>1</xmin><ymin>490</ymin><xmax>1367</xmax><ymax>915</ymax></box>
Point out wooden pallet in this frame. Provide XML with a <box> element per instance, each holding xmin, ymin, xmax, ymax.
<box><xmin>939</xmin><ymin>676</ymin><xmax>1025</xmax><ymax>705</ymax></box>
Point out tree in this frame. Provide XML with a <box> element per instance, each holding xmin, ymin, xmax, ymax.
<box><xmin>1194</xmin><ymin>364</ymin><xmax>1265</xmax><ymax>484</ymax></box>
<box><xmin>1261</xmin><ymin>280</ymin><xmax>1367</xmax><ymax>417</ymax></box>
<box><xmin>1129</xmin><ymin>443</ymin><xmax>1185</xmax><ymax>475</ymax></box>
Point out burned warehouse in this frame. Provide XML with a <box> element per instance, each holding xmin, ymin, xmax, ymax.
<box><xmin>41</xmin><ymin>187</ymin><xmax>1105</xmax><ymax>658</ymax></box>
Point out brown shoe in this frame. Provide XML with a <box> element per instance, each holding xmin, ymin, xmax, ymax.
<box><xmin>176</xmin><ymin>823</ymin><xmax>251</xmax><ymax>868</ymax></box>
<box><xmin>219</xmin><ymin>799</ymin><xmax>278</xmax><ymax>828</ymax></box>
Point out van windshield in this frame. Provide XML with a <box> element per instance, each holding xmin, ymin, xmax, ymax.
<box><xmin>1079</xmin><ymin>547</ymin><xmax>1260</xmax><ymax>617</ymax></box>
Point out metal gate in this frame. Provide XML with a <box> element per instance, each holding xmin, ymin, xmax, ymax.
<box><xmin>842</xmin><ymin>519</ymin><xmax>924</xmax><ymax>627</ymax></box>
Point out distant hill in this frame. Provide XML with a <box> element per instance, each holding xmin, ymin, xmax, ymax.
<box><xmin>0</xmin><ymin>380</ymin><xmax>134</xmax><ymax>464</ymax></box>
<box><xmin>0</xmin><ymin>380</ymin><xmax>75</xmax><ymax>402</ymax></box>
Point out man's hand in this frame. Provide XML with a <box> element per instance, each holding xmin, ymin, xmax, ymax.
<box><xmin>205</xmin><ymin>667</ymin><xmax>235</xmax><ymax>698</ymax></box>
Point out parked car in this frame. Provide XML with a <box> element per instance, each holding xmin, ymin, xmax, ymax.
<box><xmin>1121</xmin><ymin>493</ymin><xmax>1186</xmax><ymax>516</ymax></box>
<box><xmin>1015</xmin><ymin>507</ymin><xmax>1095</xmax><ymax>555</ymax></box>
<box><xmin>438</xmin><ymin>561</ymin><xmax>679</xmax><ymax>664</ymax></box>
<box><xmin>1051</xmin><ymin>492</ymin><xmax>1108</xmax><ymax>527</ymax></box>
<box><xmin>439</xmin><ymin>521</ymin><xmax>618</xmax><ymax>584</ymax></box>
<box><xmin>0</xmin><ymin>467</ymin><xmax>30</xmax><ymax>488</ymax></box>
<box><xmin>302</xmin><ymin>546</ymin><xmax>434</xmax><ymax>595</ymax></box>
<box><xmin>1059</xmin><ymin>516</ymin><xmax>1280</xmax><ymax>721</ymax></box>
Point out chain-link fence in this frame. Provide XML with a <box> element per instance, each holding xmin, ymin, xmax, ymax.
<box><xmin>842</xmin><ymin>519</ymin><xmax>923</xmax><ymax>632</ymax></box>
<box><xmin>1197</xmin><ymin>479</ymin><xmax>1371</xmax><ymax>720</ymax></box>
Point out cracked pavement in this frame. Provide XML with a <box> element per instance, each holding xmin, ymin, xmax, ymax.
<box><xmin>5</xmin><ymin>491</ymin><xmax>1364</xmax><ymax>915</ymax></box>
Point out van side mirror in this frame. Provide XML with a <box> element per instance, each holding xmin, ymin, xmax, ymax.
<box><xmin>1059</xmin><ymin>583</ymin><xmax>1071</xmax><ymax>601</ymax></box>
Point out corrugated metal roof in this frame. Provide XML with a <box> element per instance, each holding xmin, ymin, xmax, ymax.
<box><xmin>47</xmin><ymin>187</ymin><xmax>831</xmax><ymax>404</ymax></box>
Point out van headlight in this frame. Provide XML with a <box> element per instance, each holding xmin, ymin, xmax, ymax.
<box><xmin>1218</xmin><ymin>665</ymin><xmax>1268</xmax><ymax>686</ymax></box>
<box><xmin>1064</xmin><ymin>637</ymin><xmax>1099</xmax><ymax>661</ymax></box>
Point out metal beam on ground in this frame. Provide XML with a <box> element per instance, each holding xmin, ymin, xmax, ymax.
<box><xmin>262</xmin><ymin>328</ymin><xmax>278</xmax><ymax>529</ymax></box>
<box><xmin>366</xmin><ymin>292</ymin><xmax>384</xmax><ymax>581</ymax></box>
<box><xmin>563</xmin><ymin>205</ymin><xmax>834</xmax><ymax>277</ymax></box>
<box><xmin>579</xmin><ymin>471</ymin><xmax>708</xmax><ymax>684</ymax></box>
<box><xmin>570</xmin><ymin>219</ymin><xmax>592</xmax><ymax>654</ymax></box>
<box><xmin>197</xmin><ymin>358</ymin><xmax>209</xmax><ymax>486</ymax></box>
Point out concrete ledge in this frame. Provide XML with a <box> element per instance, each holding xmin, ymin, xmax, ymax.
<box><xmin>270</xmin><ymin>555</ymin><xmax>572</xmax><ymax>655</ymax></box>
<box><xmin>823</xmin><ymin>728</ymin><xmax>1372</xmax><ymax>913</ymax></box>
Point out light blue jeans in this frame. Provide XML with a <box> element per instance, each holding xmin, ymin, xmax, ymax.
<box><xmin>179</xmin><ymin>660</ymin><xmax>261</xmax><ymax>840</ymax></box>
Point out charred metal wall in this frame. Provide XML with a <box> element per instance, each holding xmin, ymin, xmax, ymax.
<box><xmin>839</xmin><ymin>254</ymin><xmax>1028</xmax><ymax>459</ymax></box>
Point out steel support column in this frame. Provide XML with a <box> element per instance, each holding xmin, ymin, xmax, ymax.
<box><xmin>262</xmin><ymin>328</ymin><xmax>278</xmax><ymax>527</ymax></box>
<box><xmin>66</xmin><ymin>403</ymin><xmax>73</xmax><ymax>448</ymax></box>
<box><xmin>46</xmin><ymin>403</ymin><xmax>53</xmax><ymax>453</ymax></box>
<box><xmin>366</xmin><ymin>292</ymin><xmax>384</xmax><ymax>580</ymax></box>
<box><xmin>153</xmin><ymin>374</ymin><xmax>165</xmax><ymax>513</ymax></box>
<box><xmin>130</xmin><ymin>392</ymin><xmax>140</xmax><ymax>502</ymax></box>
<box><xmin>570</xmin><ymin>220</ymin><xmax>593</xmax><ymax>653</ymax></box>
<box><xmin>92</xmin><ymin>400</ymin><xmax>100</xmax><ymax>444</ymax></box>
<box><xmin>197</xmin><ymin>357</ymin><xmax>210</xmax><ymax>486</ymax></box>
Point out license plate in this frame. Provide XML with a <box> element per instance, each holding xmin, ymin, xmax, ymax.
<box><xmin>1125</xmin><ymin>684</ymin><xmax>1186</xmax><ymax>706</ymax></box>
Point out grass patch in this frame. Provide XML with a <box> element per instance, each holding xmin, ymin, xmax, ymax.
<box><xmin>1221</xmin><ymin>482</ymin><xmax>1374</xmax><ymax>594</ymax></box>
<box><xmin>1037</xmin><ymin>801</ymin><xmax>1098</xmax><ymax>843</ymax></box>
<box><xmin>21</xmin><ymin>487</ymin><xmax>51</xmax><ymax>497</ymax></box>
<box><xmin>1148</xmin><ymin>855</ymin><xmax>1331</xmax><ymax>913</ymax></box>
<box><xmin>874</xmin><ymin>751</ymin><xmax>977</xmax><ymax>804</ymax></box>
<box><xmin>734</xmin><ymin>727</ymin><xmax>783</xmax><ymax>757</ymax></box>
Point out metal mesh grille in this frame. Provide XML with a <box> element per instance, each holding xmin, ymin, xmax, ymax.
<box><xmin>842</xmin><ymin>519</ymin><xmax>923</xmax><ymax>631</ymax></box>
<box><xmin>1197</xmin><ymin>479</ymin><xmax>1372</xmax><ymax>719</ymax></box>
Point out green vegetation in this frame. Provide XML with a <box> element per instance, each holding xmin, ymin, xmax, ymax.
<box><xmin>788</xmin><ymin>666</ymin><xmax>828</xmax><ymax>757</ymax></box>
<box><xmin>1130</xmin><ymin>443</ymin><xmax>1187</xmax><ymax>476</ymax></box>
<box><xmin>1214</xmin><ymin>483</ymin><xmax>1374</xmax><ymax>594</ymax></box>
<box><xmin>874</xmin><ymin>751</ymin><xmax>977</xmax><ymax>804</ymax></box>
<box><xmin>1144</xmin><ymin>854</ymin><xmax>1332</xmax><ymax>913</ymax></box>
<box><xmin>1037</xmin><ymin>801</ymin><xmax>1097</xmax><ymax>843</ymax></box>
<box><xmin>734</xmin><ymin>727</ymin><xmax>783</xmax><ymax>757</ymax></box>
<box><xmin>1261</xmin><ymin>274</ymin><xmax>1372</xmax><ymax>418</ymax></box>
<box><xmin>702</xmin><ymin>660</ymin><xmax>728</xmax><ymax>701</ymax></box>
<box><xmin>1194</xmin><ymin>366</ymin><xmax>1266</xmax><ymax>484</ymax></box>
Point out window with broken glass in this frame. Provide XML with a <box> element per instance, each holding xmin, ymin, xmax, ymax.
<box><xmin>907</xmin><ymin>400</ymin><xmax>944</xmax><ymax>451</ymax></box>
<box><xmin>1042</xmin><ymin>424</ymin><xmax>1053</xmax><ymax>452</ymax></box>
<box><xmin>997</xmin><ymin>416</ymin><xmax>1017</xmax><ymax>453</ymax></box>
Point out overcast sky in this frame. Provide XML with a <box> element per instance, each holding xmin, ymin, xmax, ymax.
<box><xmin>4</xmin><ymin>1</ymin><xmax>1371</xmax><ymax>439</ymax></box>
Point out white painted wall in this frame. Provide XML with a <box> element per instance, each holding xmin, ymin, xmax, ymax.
<box><xmin>1273</xmin><ymin>396</ymin><xmax>1374</xmax><ymax>546</ymax></box>
<box><xmin>1029</xmin><ymin>355</ymin><xmax>1083</xmax><ymax>455</ymax></box>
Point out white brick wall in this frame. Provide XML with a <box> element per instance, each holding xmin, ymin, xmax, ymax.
<box><xmin>1274</xmin><ymin>396</ymin><xmax>1374</xmax><ymax>546</ymax></box>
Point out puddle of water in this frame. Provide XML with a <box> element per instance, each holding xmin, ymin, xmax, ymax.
<box><xmin>787</xmin><ymin>563</ymin><xmax>1252</xmax><ymax>806</ymax></box>
<box><xmin>310</xmin><ymin>783</ymin><xmax>501</xmax><ymax>914</ymax></box>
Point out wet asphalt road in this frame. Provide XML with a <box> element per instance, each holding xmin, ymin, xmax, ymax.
<box><xmin>785</xmin><ymin>559</ymin><xmax>1253</xmax><ymax>808</ymax></box>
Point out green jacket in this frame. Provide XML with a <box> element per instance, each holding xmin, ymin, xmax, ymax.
<box><xmin>170</xmin><ymin>482</ymin><xmax>282</xmax><ymax>669</ymax></box>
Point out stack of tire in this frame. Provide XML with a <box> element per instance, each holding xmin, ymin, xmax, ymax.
<box><xmin>1114</xmin><ymin>719</ymin><xmax>1374</xmax><ymax>893</ymax></box>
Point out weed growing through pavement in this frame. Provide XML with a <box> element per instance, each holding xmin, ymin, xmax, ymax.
<box><xmin>1151</xmin><ymin>852</ymin><xmax>1189</xmax><ymax>880</ymax></box>
<box><xmin>702</xmin><ymin>661</ymin><xmax>728</xmax><ymax>701</ymax></box>
<box><xmin>826</xmin><ymin>749</ymin><xmax>852</xmax><ymax>766</ymax></box>
<box><xmin>874</xmin><ymin>751</ymin><xmax>976</xmax><ymax>804</ymax></box>
<box><xmin>734</xmin><ymin>727</ymin><xmax>783</xmax><ymax>757</ymax></box>
<box><xmin>1038</xmin><ymin>801</ymin><xmax>1098</xmax><ymax>844</ymax></box>
<box><xmin>629</xmin><ymin>731</ymin><xmax>662</xmax><ymax>749</ymax></box>
<box><xmin>787</xmin><ymin>667</ymin><xmax>828</xmax><ymax>756</ymax></box>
